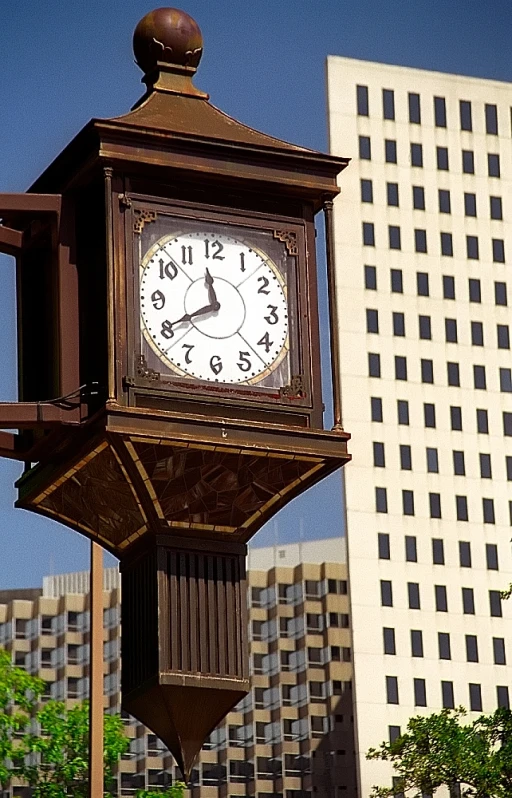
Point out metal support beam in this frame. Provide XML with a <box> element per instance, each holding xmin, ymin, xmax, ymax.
<box><xmin>323</xmin><ymin>198</ymin><xmax>344</xmax><ymax>432</ymax></box>
<box><xmin>0</xmin><ymin>226</ymin><xmax>23</xmax><ymax>256</ymax></box>
<box><xmin>89</xmin><ymin>541</ymin><xmax>104</xmax><ymax>798</ymax></box>
<box><xmin>0</xmin><ymin>193</ymin><xmax>61</xmax><ymax>215</ymax></box>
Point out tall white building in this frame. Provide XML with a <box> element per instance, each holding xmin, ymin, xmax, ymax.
<box><xmin>327</xmin><ymin>57</ymin><xmax>512</xmax><ymax>796</ymax></box>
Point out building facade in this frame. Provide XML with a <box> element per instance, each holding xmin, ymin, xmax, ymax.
<box><xmin>0</xmin><ymin>538</ymin><xmax>353</xmax><ymax>797</ymax></box>
<box><xmin>327</xmin><ymin>56</ymin><xmax>512</xmax><ymax>796</ymax></box>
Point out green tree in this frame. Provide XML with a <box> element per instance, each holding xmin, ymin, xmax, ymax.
<box><xmin>366</xmin><ymin>706</ymin><xmax>512</xmax><ymax>797</ymax></box>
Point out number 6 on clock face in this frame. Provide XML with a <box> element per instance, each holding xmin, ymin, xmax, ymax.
<box><xmin>139</xmin><ymin>229</ymin><xmax>289</xmax><ymax>385</ymax></box>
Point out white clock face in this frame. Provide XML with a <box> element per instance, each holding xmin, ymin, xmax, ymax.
<box><xmin>140</xmin><ymin>230</ymin><xmax>289</xmax><ymax>384</ymax></box>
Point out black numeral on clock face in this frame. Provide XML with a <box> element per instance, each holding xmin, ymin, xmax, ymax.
<box><xmin>237</xmin><ymin>351</ymin><xmax>252</xmax><ymax>372</ymax></box>
<box><xmin>182</xmin><ymin>344</ymin><xmax>194</xmax><ymax>364</ymax></box>
<box><xmin>257</xmin><ymin>332</ymin><xmax>273</xmax><ymax>353</ymax></box>
<box><xmin>161</xmin><ymin>320</ymin><xmax>175</xmax><ymax>340</ymax></box>
<box><xmin>181</xmin><ymin>245</ymin><xmax>193</xmax><ymax>265</ymax></box>
<box><xmin>257</xmin><ymin>275</ymin><xmax>270</xmax><ymax>295</ymax></box>
<box><xmin>204</xmin><ymin>239</ymin><xmax>225</xmax><ymax>260</ymax></box>
<box><xmin>210</xmin><ymin>355</ymin><xmax>223</xmax><ymax>375</ymax></box>
<box><xmin>264</xmin><ymin>305</ymin><xmax>279</xmax><ymax>325</ymax></box>
<box><xmin>151</xmin><ymin>290</ymin><xmax>165</xmax><ymax>310</ymax></box>
<box><xmin>159</xmin><ymin>258</ymin><xmax>178</xmax><ymax>280</ymax></box>
<box><xmin>239</xmin><ymin>252</ymin><xmax>246</xmax><ymax>272</ymax></box>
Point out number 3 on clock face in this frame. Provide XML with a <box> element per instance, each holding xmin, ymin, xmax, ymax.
<box><xmin>140</xmin><ymin>230</ymin><xmax>289</xmax><ymax>384</ymax></box>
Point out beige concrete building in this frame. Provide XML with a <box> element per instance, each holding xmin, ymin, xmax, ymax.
<box><xmin>0</xmin><ymin>538</ymin><xmax>352</xmax><ymax>797</ymax></box>
<box><xmin>328</xmin><ymin>56</ymin><xmax>512</xmax><ymax>797</ymax></box>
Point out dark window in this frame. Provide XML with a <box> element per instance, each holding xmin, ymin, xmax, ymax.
<box><xmin>383</xmin><ymin>627</ymin><xmax>396</xmax><ymax>655</ymax></box>
<box><xmin>376</xmin><ymin>487</ymin><xmax>388</xmax><ymax>513</ymax></box>
<box><xmin>356</xmin><ymin>85</ymin><xmax>369</xmax><ymax>115</ymax></box>
<box><xmin>495</xmin><ymin>281</ymin><xmax>508</xmax><ymax>306</ymax></box>
<box><xmin>359</xmin><ymin>135</ymin><xmax>371</xmax><ymax>160</ymax></box>
<box><xmin>441</xmin><ymin>232</ymin><xmax>453</xmax><ymax>256</ymax></box>
<box><xmin>473</xmin><ymin>365</ymin><xmax>486</xmax><ymax>390</ymax></box>
<box><xmin>426</xmin><ymin>447</ymin><xmax>439</xmax><ymax>473</ymax></box>
<box><xmin>488</xmin><ymin>153</ymin><xmax>500</xmax><ymax>177</ymax></box>
<box><xmin>402</xmin><ymin>490</ymin><xmax>414</xmax><ymax>516</ymax></box>
<box><xmin>373</xmin><ymin>441</ymin><xmax>385</xmax><ymax>467</ymax></box>
<box><xmin>459</xmin><ymin>100</ymin><xmax>472</xmax><ymax>131</ymax></box>
<box><xmin>453</xmin><ymin>450</ymin><xmax>465</xmax><ymax>475</ymax></box>
<box><xmin>490</xmin><ymin>591</ymin><xmax>502</xmax><ymax>617</ymax></box>
<box><xmin>424</xmin><ymin>403</ymin><xmax>436</xmax><ymax>428</ymax></box>
<box><xmin>493</xmin><ymin>637</ymin><xmax>506</xmax><ymax>665</ymax></box>
<box><xmin>462</xmin><ymin>587</ymin><xmax>475</xmax><ymax>615</ymax></box>
<box><xmin>363</xmin><ymin>222</ymin><xmax>375</xmax><ymax>246</ymax></box>
<box><xmin>386</xmin><ymin>676</ymin><xmax>399</xmax><ymax>704</ymax></box>
<box><xmin>413</xmin><ymin>185</ymin><xmax>425</xmax><ymax>209</ymax></box>
<box><xmin>389</xmin><ymin>725</ymin><xmax>401</xmax><ymax>743</ymax></box>
<box><xmin>442</xmin><ymin>681</ymin><xmax>455</xmax><ymax>709</ymax></box>
<box><xmin>432</xmin><ymin>538</ymin><xmax>445</xmax><ymax>565</ymax></box>
<box><xmin>459</xmin><ymin>541</ymin><xmax>472</xmax><ymax>568</ymax></box>
<box><xmin>437</xmin><ymin>146</ymin><xmax>449</xmax><ymax>170</ymax></box>
<box><xmin>469</xmin><ymin>684</ymin><xmax>482</xmax><ymax>712</ymax></box>
<box><xmin>400</xmin><ymin>445</ymin><xmax>412</xmax><ymax>471</ymax></box>
<box><xmin>501</xmin><ymin>368</ymin><xmax>512</xmax><ymax>392</ymax></box>
<box><xmin>493</xmin><ymin>239</ymin><xmax>505</xmax><ymax>263</ymax></box>
<box><xmin>378</xmin><ymin>532</ymin><xmax>390</xmax><ymax>560</ymax></box>
<box><xmin>417</xmin><ymin>272</ymin><xmax>429</xmax><ymax>295</ymax></box>
<box><xmin>456</xmin><ymin>495</ymin><xmax>468</xmax><ymax>521</ymax></box>
<box><xmin>462</xmin><ymin>150</ymin><xmax>475</xmax><ymax>174</ymax></box>
<box><xmin>434</xmin><ymin>96</ymin><xmax>447</xmax><ymax>127</ymax></box>
<box><xmin>438</xmin><ymin>632</ymin><xmax>451</xmax><ymax>660</ymax></box>
<box><xmin>371</xmin><ymin>396</ymin><xmax>383</xmax><ymax>422</ymax></box>
<box><xmin>381</xmin><ymin>580</ymin><xmax>393</xmax><ymax>607</ymax></box>
<box><xmin>408</xmin><ymin>582</ymin><xmax>420</xmax><ymax>609</ymax></box>
<box><xmin>364</xmin><ymin>265</ymin><xmax>377</xmax><ymax>289</ymax></box>
<box><xmin>507</xmin><ymin>456</ymin><xmax>512</xmax><ymax>481</ymax></box>
<box><xmin>477</xmin><ymin>408</ymin><xmax>489</xmax><ymax>434</ymax></box>
<box><xmin>435</xmin><ymin>585</ymin><xmax>448</xmax><ymax>612</ymax></box>
<box><xmin>408</xmin><ymin>92</ymin><xmax>421</xmax><ymax>123</ymax></box>
<box><xmin>497</xmin><ymin>686</ymin><xmax>510</xmax><ymax>709</ymax></box>
<box><xmin>385</xmin><ymin>139</ymin><xmax>397</xmax><ymax>163</ymax></box>
<box><xmin>497</xmin><ymin>325</ymin><xmax>510</xmax><ymax>349</ymax></box>
<box><xmin>383</xmin><ymin>89</ymin><xmax>395</xmax><ymax>120</ymax></box>
<box><xmin>414</xmin><ymin>678</ymin><xmax>427</xmax><ymax>706</ymax></box>
<box><xmin>393</xmin><ymin>312</ymin><xmax>405</xmax><ymax>337</ymax></box>
<box><xmin>480</xmin><ymin>453</ymin><xmax>492</xmax><ymax>478</ymax></box>
<box><xmin>360</xmin><ymin>178</ymin><xmax>373</xmax><ymax>203</ymax></box>
<box><xmin>485</xmin><ymin>103</ymin><xmax>498</xmax><ymax>134</ymax></box>
<box><xmin>387</xmin><ymin>182</ymin><xmax>399</xmax><ymax>206</ymax></box>
<box><xmin>419</xmin><ymin>315</ymin><xmax>431</xmax><ymax>339</ymax></box>
<box><xmin>447</xmin><ymin>362</ymin><xmax>460</xmax><ymax>387</ymax></box>
<box><xmin>483</xmin><ymin>498</ymin><xmax>495</xmax><ymax>524</ymax></box>
<box><xmin>490</xmin><ymin>196</ymin><xmax>502</xmax><ymax>220</ymax></box>
<box><xmin>391</xmin><ymin>269</ymin><xmax>403</xmax><ymax>293</ymax></box>
<box><xmin>486</xmin><ymin>543</ymin><xmax>499</xmax><ymax>570</ymax></box>
<box><xmin>466</xmin><ymin>635</ymin><xmax>479</xmax><ymax>662</ymax></box>
<box><xmin>405</xmin><ymin>534</ymin><xmax>417</xmax><ymax>561</ymax></box>
<box><xmin>430</xmin><ymin>493</ymin><xmax>441</xmax><ymax>519</ymax></box>
<box><xmin>366</xmin><ymin>308</ymin><xmax>379</xmax><ymax>333</ymax></box>
<box><xmin>421</xmin><ymin>359</ymin><xmax>434</xmax><ymax>384</ymax></box>
<box><xmin>411</xmin><ymin>143</ymin><xmax>423</xmax><ymax>167</ymax></box>
<box><xmin>415</xmin><ymin>230</ymin><xmax>427</xmax><ymax>253</ymax></box>
<box><xmin>398</xmin><ymin>399</ymin><xmax>410</xmax><ymax>425</ymax></box>
<box><xmin>368</xmin><ymin>352</ymin><xmax>381</xmax><ymax>377</ymax></box>
<box><xmin>395</xmin><ymin>356</ymin><xmax>407</xmax><ymax>381</ymax></box>
<box><xmin>443</xmin><ymin>275</ymin><xmax>455</xmax><ymax>299</ymax></box>
<box><xmin>389</xmin><ymin>225</ymin><xmax>401</xmax><ymax>249</ymax></box>
<box><xmin>466</xmin><ymin>235</ymin><xmax>479</xmax><ymax>259</ymax></box>
<box><xmin>438</xmin><ymin>189</ymin><xmax>451</xmax><ymax>213</ymax></box>
<box><xmin>471</xmin><ymin>321</ymin><xmax>484</xmax><ymax>346</ymax></box>
<box><xmin>464</xmin><ymin>192</ymin><xmax>477</xmax><ymax>216</ymax></box>
<box><xmin>445</xmin><ymin>318</ymin><xmax>457</xmax><ymax>343</ymax></box>
<box><xmin>450</xmin><ymin>406</ymin><xmax>462</xmax><ymax>431</ymax></box>
<box><xmin>411</xmin><ymin>630</ymin><xmax>424</xmax><ymax>658</ymax></box>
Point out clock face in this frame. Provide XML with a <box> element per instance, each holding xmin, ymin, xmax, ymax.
<box><xmin>140</xmin><ymin>230</ymin><xmax>289</xmax><ymax>384</ymax></box>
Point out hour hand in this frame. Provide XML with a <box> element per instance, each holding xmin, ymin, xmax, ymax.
<box><xmin>205</xmin><ymin>268</ymin><xmax>219</xmax><ymax>307</ymax></box>
<box><xmin>169</xmin><ymin>302</ymin><xmax>219</xmax><ymax>327</ymax></box>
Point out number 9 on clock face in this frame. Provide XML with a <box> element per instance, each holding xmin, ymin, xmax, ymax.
<box><xmin>140</xmin><ymin>230</ymin><xmax>289</xmax><ymax>385</ymax></box>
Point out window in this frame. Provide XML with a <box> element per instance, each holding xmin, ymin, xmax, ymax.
<box><xmin>404</xmin><ymin>532</ymin><xmax>418</xmax><ymax>562</ymax></box>
<box><xmin>493</xmin><ymin>239</ymin><xmax>505</xmax><ymax>263</ymax></box>
<box><xmin>383</xmin><ymin>627</ymin><xmax>396</xmax><ymax>655</ymax></box>
<box><xmin>403</xmin><ymin>490</ymin><xmax>415</xmax><ymax>516</ymax></box>
<box><xmin>459</xmin><ymin>100</ymin><xmax>472</xmax><ymax>131</ymax></box>
<box><xmin>462</xmin><ymin>150</ymin><xmax>475</xmax><ymax>174</ymax></box>
<box><xmin>497</xmin><ymin>325</ymin><xmax>510</xmax><ymax>349</ymax></box>
<box><xmin>408</xmin><ymin>582</ymin><xmax>420</xmax><ymax>609</ymax></box>
<box><xmin>368</xmin><ymin>352</ymin><xmax>381</xmax><ymax>377</ymax></box>
<box><xmin>462</xmin><ymin>587</ymin><xmax>475</xmax><ymax>615</ymax></box>
<box><xmin>376</xmin><ymin>487</ymin><xmax>388</xmax><ymax>513</ymax></box>
<box><xmin>364</xmin><ymin>264</ymin><xmax>377</xmax><ymax>289</ymax></box>
<box><xmin>450</xmin><ymin>406</ymin><xmax>462</xmax><ymax>431</ymax></box>
<box><xmin>464</xmin><ymin>192</ymin><xmax>477</xmax><ymax>216</ymax></box>
<box><xmin>381</xmin><ymin>580</ymin><xmax>393</xmax><ymax>607</ymax></box>
<box><xmin>366</xmin><ymin>308</ymin><xmax>379</xmax><ymax>333</ymax></box>
<box><xmin>497</xmin><ymin>686</ymin><xmax>510</xmax><ymax>709</ymax></box>
<box><xmin>395</xmin><ymin>356</ymin><xmax>407</xmax><ymax>381</ymax></box>
<box><xmin>445</xmin><ymin>318</ymin><xmax>457</xmax><ymax>343</ymax></box>
<box><xmin>495</xmin><ymin>281</ymin><xmax>508</xmax><ymax>306</ymax></box>
<box><xmin>385</xmin><ymin>139</ymin><xmax>397</xmax><ymax>163</ymax></box>
<box><xmin>469</xmin><ymin>684</ymin><xmax>482</xmax><ymax>712</ymax></box>
<box><xmin>453</xmin><ymin>450</ymin><xmax>465</xmax><ymax>475</ymax></box>
<box><xmin>389</xmin><ymin>725</ymin><xmax>401</xmax><ymax>743</ymax></box>
<box><xmin>359</xmin><ymin>135</ymin><xmax>371</xmax><ymax>160</ymax></box>
<box><xmin>483</xmin><ymin>498</ymin><xmax>495</xmax><ymax>524</ymax></box>
<box><xmin>438</xmin><ymin>189</ymin><xmax>451</xmax><ymax>214</ymax></box>
<box><xmin>466</xmin><ymin>235</ymin><xmax>479</xmax><ymax>259</ymax></box>
<box><xmin>471</xmin><ymin>321</ymin><xmax>484</xmax><ymax>346</ymax></box>
<box><xmin>477</xmin><ymin>409</ymin><xmax>489</xmax><ymax>434</ymax></box>
<box><xmin>469</xmin><ymin>278</ymin><xmax>481</xmax><ymax>303</ymax></box>
<box><xmin>361</xmin><ymin>178</ymin><xmax>373</xmax><ymax>203</ymax></box>
<box><xmin>408</xmin><ymin>92</ymin><xmax>421</xmax><ymax>123</ymax></box>
<box><xmin>378</xmin><ymin>532</ymin><xmax>390</xmax><ymax>560</ymax></box>
<box><xmin>437</xmin><ymin>146</ymin><xmax>449</xmax><ymax>170</ymax></box>
<box><xmin>389</xmin><ymin>225</ymin><xmax>401</xmax><ymax>249</ymax></box>
<box><xmin>424</xmin><ymin>403</ymin><xmax>436</xmax><ymax>428</ymax></box>
<box><xmin>421</xmin><ymin>359</ymin><xmax>434</xmax><ymax>384</ymax></box>
<box><xmin>413</xmin><ymin>185</ymin><xmax>425</xmax><ymax>210</ymax></box>
<box><xmin>490</xmin><ymin>196</ymin><xmax>502</xmax><ymax>219</ymax></box>
<box><xmin>386</xmin><ymin>676</ymin><xmax>399</xmax><ymax>704</ymax></box>
<box><xmin>459</xmin><ymin>541</ymin><xmax>472</xmax><ymax>568</ymax></box>
<box><xmin>474</xmin><ymin>365</ymin><xmax>486</xmax><ymax>390</ymax></box>
<box><xmin>398</xmin><ymin>399</ymin><xmax>410</xmax><ymax>425</ymax></box>
<box><xmin>356</xmin><ymin>85</ymin><xmax>369</xmax><ymax>116</ymax></box>
<box><xmin>387</xmin><ymin>182</ymin><xmax>399</xmax><ymax>206</ymax></box>
<box><xmin>373</xmin><ymin>441</ymin><xmax>385</xmax><ymax>467</ymax></box>
<box><xmin>393</xmin><ymin>312</ymin><xmax>405</xmax><ymax>337</ymax></box>
<box><xmin>417</xmin><ymin>272</ymin><xmax>429</xmax><ymax>295</ymax></box>
<box><xmin>501</xmin><ymin>368</ymin><xmax>512</xmax><ymax>392</ymax></box>
<box><xmin>391</xmin><ymin>268</ymin><xmax>403</xmax><ymax>293</ymax></box>
<box><xmin>434</xmin><ymin>96</ymin><xmax>447</xmax><ymax>127</ymax></box>
<box><xmin>411</xmin><ymin>630</ymin><xmax>423</xmax><ymax>657</ymax></box>
<box><xmin>440</xmin><ymin>232</ymin><xmax>453</xmax><ymax>256</ymax></box>
<box><xmin>419</xmin><ymin>315</ymin><xmax>431</xmax><ymax>339</ymax></box>
<box><xmin>493</xmin><ymin>638</ymin><xmax>506</xmax><ymax>665</ymax></box>
<box><xmin>456</xmin><ymin>495</ymin><xmax>468</xmax><ymax>521</ymax></box>
<box><xmin>447</xmin><ymin>362</ymin><xmax>460</xmax><ymax>387</ymax></box>
<box><xmin>426</xmin><ymin>448</ymin><xmax>439</xmax><ymax>473</ymax></box>
<box><xmin>436</xmin><ymin>585</ymin><xmax>448</xmax><ymax>612</ymax></box>
<box><xmin>438</xmin><ymin>632</ymin><xmax>451</xmax><ymax>660</ymax></box>
<box><xmin>488</xmin><ymin>153</ymin><xmax>500</xmax><ymax>177</ymax></box>
<box><xmin>383</xmin><ymin>89</ymin><xmax>395</xmax><ymax>119</ymax></box>
<box><xmin>442</xmin><ymin>681</ymin><xmax>455</xmax><ymax>709</ymax></box>
<box><xmin>400</xmin><ymin>445</ymin><xmax>412</xmax><ymax>471</ymax></box>
<box><xmin>486</xmin><ymin>543</ymin><xmax>499</xmax><ymax>570</ymax></box>
<box><xmin>443</xmin><ymin>275</ymin><xmax>455</xmax><ymax>299</ymax></box>
<box><xmin>363</xmin><ymin>222</ymin><xmax>375</xmax><ymax>246</ymax></box>
<box><xmin>430</xmin><ymin>493</ymin><xmax>441</xmax><ymax>519</ymax></box>
<box><xmin>371</xmin><ymin>396</ymin><xmax>383</xmax><ymax>421</ymax></box>
<box><xmin>432</xmin><ymin>538</ymin><xmax>445</xmax><ymax>565</ymax></box>
<box><xmin>411</xmin><ymin>142</ymin><xmax>423</xmax><ymax>166</ymax></box>
<box><xmin>414</xmin><ymin>678</ymin><xmax>427</xmax><ymax>707</ymax></box>
<box><xmin>480</xmin><ymin>453</ymin><xmax>492</xmax><ymax>478</ymax></box>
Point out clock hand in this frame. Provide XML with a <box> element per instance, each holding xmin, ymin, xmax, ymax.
<box><xmin>205</xmin><ymin>268</ymin><xmax>218</xmax><ymax>306</ymax></box>
<box><xmin>170</xmin><ymin>301</ymin><xmax>220</xmax><ymax>327</ymax></box>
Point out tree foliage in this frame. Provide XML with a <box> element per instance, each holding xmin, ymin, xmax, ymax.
<box><xmin>366</xmin><ymin>707</ymin><xmax>512</xmax><ymax>798</ymax></box>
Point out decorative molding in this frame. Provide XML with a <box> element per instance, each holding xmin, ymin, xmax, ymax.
<box><xmin>118</xmin><ymin>193</ymin><xmax>132</xmax><ymax>209</ymax></box>
<box><xmin>279</xmin><ymin>375</ymin><xmax>305</xmax><ymax>399</ymax></box>
<box><xmin>136</xmin><ymin>355</ymin><xmax>160</xmax><ymax>381</ymax></box>
<box><xmin>134</xmin><ymin>208</ymin><xmax>157</xmax><ymax>234</ymax></box>
<box><xmin>273</xmin><ymin>229</ymin><xmax>298</xmax><ymax>256</ymax></box>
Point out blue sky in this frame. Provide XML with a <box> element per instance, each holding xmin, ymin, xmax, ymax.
<box><xmin>0</xmin><ymin>0</ymin><xmax>510</xmax><ymax>586</ymax></box>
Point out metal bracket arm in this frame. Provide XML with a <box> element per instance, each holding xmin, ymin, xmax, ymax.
<box><xmin>0</xmin><ymin>402</ymin><xmax>81</xmax><ymax>429</ymax></box>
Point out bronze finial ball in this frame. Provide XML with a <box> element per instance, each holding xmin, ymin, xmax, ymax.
<box><xmin>133</xmin><ymin>8</ymin><xmax>203</xmax><ymax>74</ymax></box>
